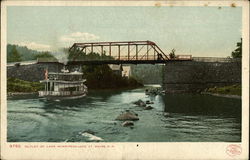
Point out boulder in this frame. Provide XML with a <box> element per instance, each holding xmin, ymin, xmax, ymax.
<box><xmin>133</xmin><ymin>99</ymin><xmax>146</xmax><ymax>107</ymax></box>
<box><xmin>116</xmin><ymin>111</ymin><xmax>139</xmax><ymax>121</ymax></box>
<box><xmin>122</xmin><ymin>121</ymin><xmax>134</xmax><ymax>127</ymax></box>
<box><xmin>146</xmin><ymin>100</ymin><xmax>154</xmax><ymax>104</ymax></box>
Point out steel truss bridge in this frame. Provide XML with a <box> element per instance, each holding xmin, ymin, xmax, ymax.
<box><xmin>67</xmin><ymin>40</ymin><xmax>192</xmax><ymax>65</ymax></box>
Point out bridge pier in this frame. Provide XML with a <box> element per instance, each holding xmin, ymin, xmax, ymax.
<box><xmin>163</xmin><ymin>59</ymin><xmax>241</xmax><ymax>93</ymax></box>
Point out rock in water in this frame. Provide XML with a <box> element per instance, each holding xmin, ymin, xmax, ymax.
<box><xmin>83</xmin><ymin>130</ymin><xmax>95</xmax><ymax>135</ymax></box>
<box><xmin>144</xmin><ymin>106</ymin><xmax>153</xmax><ymax>110</ymax></box>
<box><xmin>81</xmin><ymin>132</ymin><xmax>103</xmax><ymax>141</ymax></box>
<box><xmin>163</xmin><ymin>112</ymin><xmax>170</xmax><ymax>117</ymax></box>
<box><xmin>116</xmin><ymin>111</ymin><xmax>139</xmax><ymax>121</ymax></box>
<box><xmin>146</xmin><ymin>100</ymin><xmax>154</xmax><ymax>104</ymax></box>
<box><xmin>140</xmin><ymin>102</ymin><xmax>146</xmax><ymax>107</ymax></box>
<box><xmin>133</xmin><ymin>99</ymin><xmax>146</xmax><ymax>107</ymax></box>
<box><xmin>122</xmin><ymin>121</ymin><xmax>134</xmax><ymax>127</ymax></box>
<box><xmin>133</xmin><ymin>99</ymin><xmax>143</xmax><ymax>105</ymax></box>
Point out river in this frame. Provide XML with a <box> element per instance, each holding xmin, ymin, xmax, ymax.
<box><xmin>7</xmin><ymin>85</ymin><xmax>241</xmax><ymax>142</ymax></box>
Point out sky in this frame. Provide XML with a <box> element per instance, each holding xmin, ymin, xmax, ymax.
<box><xmin>7</xmin><ymin>6</ymin><xmax>242</xmax><ymax>57</ymax></box>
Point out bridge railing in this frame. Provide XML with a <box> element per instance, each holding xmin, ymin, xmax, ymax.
<box><xmin>112</xmin><ymin>55</ymin><xmax>192</xmax><ymax>61</ymax></box>
<box><xmin>193</xmin><ymin>57</ymin><xmax>241</xmax><ymax>62</ymax></box>
<box><xmin>175</xmin><ymin>55</ymin><xmax>192</xmax><ymax>60</ymax></box>
<box><xmin>114</xmin><ymin>55</ymin><xmax>157</xmax><ymax>60</ymax></box>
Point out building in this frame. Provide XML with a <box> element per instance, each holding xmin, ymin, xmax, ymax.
<box><xmin>108</xmin><ymin>64</ymin><xmax>123</xmax><ymax>76</ymax></box>
<box><xmin>122</xmin><ymin>65</ymin><xmax>132</xmax><ymax>78</ymax></box>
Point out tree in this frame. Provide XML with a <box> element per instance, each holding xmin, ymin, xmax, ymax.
<box><xmin>67</xmin><ymin>48</ymin><xmax>113</xmax><ymax>61</ymax></box>
<box><xmin>231</xmin><ymin>38</ymin><xmax>242</xmax><ymax>58</ymax></box>
<box><xmin>169</xmin><ymin>49</ymin><xmax>176</xmax><ymax>59</ymax></box>
<box><xmin>34</xmin><ymin>51</ymin><xmax>58</xmax><ymax>62</ymax></box>
<box><xmin>35</xmin><ymin>51</ymin><xmax>56</xmax><ymax>59</ymax></box>
<box><xmin>8</xmin><ymin>46</ymin><xmax>22</xmax><ymax>62</ymax></box>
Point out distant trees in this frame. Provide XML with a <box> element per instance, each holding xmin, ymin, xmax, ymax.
<box><xmin>7</xmin><ymin>44</ymin><xmax>57</xmax><ymax>62</ymax></box>
<box><xmin>67</xmin><ymin>48</ymin><xmax>113</xmax><ymax>61</ymax></box>
<box><xmin>7</xmin><ymin>44</ymin><xmax>36</xmax><ymax>62</ymax></box>
<box><xmin>34</xmin><ymin>52</ymin><xmax>57</xmax><ymax>60</ymax></box>
<box><xmin>8</xmin><ymin>46</ymin><xmax>22</xmax><ymax>62</ymax></box>
<box><xmin>231</xmin><ymin>38</ymin><xmax>242</xmax><ymax>58</ymax></box>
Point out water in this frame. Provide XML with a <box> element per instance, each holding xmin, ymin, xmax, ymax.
<box><xmin>7</xmin><ymin>86</ymin><xmax>241</xmax><ymax>142</ymax></box>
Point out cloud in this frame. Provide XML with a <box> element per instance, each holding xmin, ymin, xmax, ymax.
<box><xmin>18</xmin><ymin>41</ymin><xmax>51</xmax><ymax>51</ymax></box>
<box><xmin>60</xmin><ymin>32</ymin><xmax>100</xmax><ymax>43</ymax></box>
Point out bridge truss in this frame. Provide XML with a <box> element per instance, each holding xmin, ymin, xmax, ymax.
<box><xmin>68</xmin><ymin>40</ymin><xmax>191</xmax><ymax>65</ymax></box>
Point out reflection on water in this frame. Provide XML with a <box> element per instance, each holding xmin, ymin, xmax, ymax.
<box><xmin>7</xmin><ymin>87</ymin><xmax>241</xmax><ymax>142</ymax></box>
<box><xmin>164</xmin><ymin>94</ymin><xmax>241</xmax><ymax>116</ymax></box>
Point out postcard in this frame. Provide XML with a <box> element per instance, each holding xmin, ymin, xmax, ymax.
<box><xmin>1</xmin><ymin>0</ymin><xmax>249</xmax><ymax>160</ymax></box>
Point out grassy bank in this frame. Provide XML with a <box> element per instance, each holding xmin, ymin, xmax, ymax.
<box><xmin>205</xmin><ymin>84</ymin><xmax>241</xmax><ymax>96</ymax></box>
<box><xmin>7</xmin><ymin>78</ymin><xmax>43</xmax><ymax>93</ymax></box>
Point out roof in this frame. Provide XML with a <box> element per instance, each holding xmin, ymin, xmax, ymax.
<box><xmin>108</xmin><ymin>64</ymin><xmax>123</xmax><ymax>71</ymax></box>
<box><xmin>37</xmin><ymin>58</ymin><xmax>58</xmax><ymax>63</ymax></box>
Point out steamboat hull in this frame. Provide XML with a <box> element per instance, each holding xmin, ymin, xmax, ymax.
<box><xmin>39</xmin><ymin>90</ymin><xmax>87</xmax><ymax>100</ymax></box>
<box><xmin>41</xmin><ymin>93</ymin><xmax>87</xmax><ymax>100</ymax></box>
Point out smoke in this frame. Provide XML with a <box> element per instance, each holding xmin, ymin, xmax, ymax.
<box><xmin>51</xmin><ymin>48</ymin><xmax>70</xmax><ymax>65</ymax></box>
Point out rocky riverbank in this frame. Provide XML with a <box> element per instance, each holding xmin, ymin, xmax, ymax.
<box><xmin>202</xmin><ymin>84</ymin><xmax>241</xmax><ymax>99</ymax></box>
<box><xmin>201</xmin><ymin>92</ymin><xmax>241</xmax><ymax>99</ymax></box>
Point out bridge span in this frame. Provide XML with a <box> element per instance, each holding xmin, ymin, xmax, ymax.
<box><xmin>67</xmin><ymin>40</ymin><xmax>192</xmax><ymax>65</ymax></box>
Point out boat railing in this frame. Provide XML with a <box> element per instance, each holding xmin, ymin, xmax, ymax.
<box><xmin>39</xmin><ymin>91</ymin><xmax>70</xmax><ymax>96</ymax></box>
<box><xmin>39</xmin><ymin>90</ymin><xmax>86</xmax><ymax>96</ymax></box>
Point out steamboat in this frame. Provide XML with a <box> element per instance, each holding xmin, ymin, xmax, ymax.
<box><xmin>38</xmin><ymin>68</ymin><xmax>87</xmax><ymax>100</ymax></box>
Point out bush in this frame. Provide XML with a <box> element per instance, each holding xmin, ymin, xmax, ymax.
<box><xmin>82</xmin><ymin>65</ymin><xmax>143</xmax><ymax>89</ymax></box>
<box><xmin>206</xmin><ymin>85</ymin><xmax>241</xmax><ymax>96</ymax></box>
<box><xmin>7</xmin><ymin>78</ymin><xmax>43</xmax><ymax>92</ymax></box>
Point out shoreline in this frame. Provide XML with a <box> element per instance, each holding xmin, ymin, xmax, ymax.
<box><xmin>201</xmin><ymin>92</ymin><xmax>241</xmax><ymax>99</ymax></box>
<box><xmin>8</xmin><ymin>92</ymin><xmax>38</xmax><ymax>96</ymax></box>
<box><xmin>7</xmin><ymin>86</ymin><xmax>144</xmax><ymax>97</ymax></box>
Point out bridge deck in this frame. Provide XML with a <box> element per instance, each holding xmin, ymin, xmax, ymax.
<box><xmin>66</xmin><ymin>59</ymin><xmax>192</xmax><ymax>65</ymax></box>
